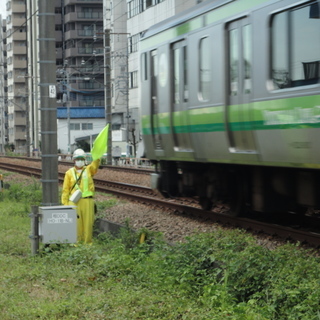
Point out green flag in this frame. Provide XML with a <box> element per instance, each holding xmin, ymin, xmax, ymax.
<box><xmin>91</xmin><ymin>124</ymin><xmax>109</xmax><ymax>161</ymax></box>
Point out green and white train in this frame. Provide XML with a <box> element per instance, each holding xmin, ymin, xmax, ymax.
<box><xmin>140</xmin><ymin>0</ymin><xmax>320</xmax><ymax>215</ymax></box>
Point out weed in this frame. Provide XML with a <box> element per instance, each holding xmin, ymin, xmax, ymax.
<box><xmin>1</xmin><ymin>180</ymin><xmax>320</xmax><ymax>319</ymax></box>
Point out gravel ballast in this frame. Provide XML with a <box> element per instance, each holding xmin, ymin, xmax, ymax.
<box><xmin>0</xmin><ymin>159</ymin><xmax>292</xmax><ymax>249</ymax></box>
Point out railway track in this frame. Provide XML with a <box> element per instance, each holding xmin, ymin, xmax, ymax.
<box><xmin>1</xmin><ymin>160</ymin><xmax>320</xmax><ymax>247</ymax></box>
<box><xmin>0</xmin><ymin>156</ymin><xmax>154</xmax><ymax>174</ymax></box>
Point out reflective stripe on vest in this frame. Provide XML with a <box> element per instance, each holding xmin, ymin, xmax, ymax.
<box><xmin>72</xmin><ymin>167</ymin><xmax>93</xmax><ymax>198</ymax></box>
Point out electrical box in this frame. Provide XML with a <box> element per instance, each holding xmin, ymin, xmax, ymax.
<box><xmin>39</xmin><ymin>206</ymin><xmax>77</xmax><ymax>244</ymax></box>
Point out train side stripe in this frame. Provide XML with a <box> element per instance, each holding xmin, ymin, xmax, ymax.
<box><xmin>142</xmin><ymin>94</ymin><xmax>320</xmax><ymax>134</ymax></box>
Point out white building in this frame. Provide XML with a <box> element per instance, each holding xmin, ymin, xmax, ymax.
<box><xmin>103</xmin><ymin>0</ymin><xmax>196</xmax><ymax>157</ymax></box>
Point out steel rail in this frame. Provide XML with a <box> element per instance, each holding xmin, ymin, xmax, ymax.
<box><xmin>1</xmin><ymin>162</ymin><xmax>320</xmax><ymax>247</ymax></box>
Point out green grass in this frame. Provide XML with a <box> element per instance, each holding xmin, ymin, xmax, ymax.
<box><xmin>1</xmin><ymin>180</ymin><xmax>320</xmax><ymax>319</ymax></box>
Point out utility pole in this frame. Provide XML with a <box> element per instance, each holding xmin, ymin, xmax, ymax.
<box><xmin>62</xmin><ymin>61</ymin><xmax>71</xmax><ymax>154</ymax></box>
<box><xmin>126</xmin><ymin>50</ymin><xmax>130</xmax><ymax>157</ymax></box>
<box><xmin>24</xmin><ymin>76</ymin><xmax>30</xmax><ymax>157</ymax></box>
<box><xmin>114</xmin><ymin>36</ymin><xmax>130</xmax><ymax>156</ymax></box>
<box><xmin>38</xmin><ymin>0</ymin><xmax>59</xmax><ymax>206</ymax></box>
<box><xmin>104</xmin><ymin>0</ymin><xmax>112</xmax><ymax>165</ymax></box>
<box><xmin>67</xmin><ymin>70</ymin><xmax>71</xmax><ymax>154</ymax></box>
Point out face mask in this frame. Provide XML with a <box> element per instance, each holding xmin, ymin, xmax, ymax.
<box><xmin>75</xmin><ymin>160</ymin><xmax>85</xmax><ymax>168</ymax></box>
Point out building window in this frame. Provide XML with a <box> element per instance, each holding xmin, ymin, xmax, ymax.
<box><xmin>82</xmin><ymin>123</ymin><xmax>93</xmax><ymax>130</ymax></box>
<box><xmin>146</xmin><ymin>0</ymin><xmax>152</xmax><ymax>9</ymax></box>
<box><xmin>130</xmin><ymin>71</ymin><xmax>138</xmax><ymax>88</ymax></box>
<box><xmin>70</xmin><ymin>123</ymin><xmax>80</xmax><ymax>130</ymax></box>
<box><xmin>127</xmin><ymin>0</ymin><xmax>143</xmax><ymax>18</ymax></box>
<box><xmin>129</xmin><ymin>33</ymin><xmax>140</xmax><ymax>53</ymax></box>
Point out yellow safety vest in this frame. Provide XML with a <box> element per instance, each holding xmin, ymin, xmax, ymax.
<box><xmin>72</xmin><ymin>167</ymin><xmax>94</xmax><ymax>198</ymax></box>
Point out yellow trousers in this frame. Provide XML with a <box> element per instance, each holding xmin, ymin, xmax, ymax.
<box><xmin>68</xmin><ymin>198</ymin><xmax>95</xmax><ymax>243</ymax></box>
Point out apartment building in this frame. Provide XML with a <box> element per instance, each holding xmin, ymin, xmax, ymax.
<box><xmin>0</xmin><ymin>16</ymin><xmax>8</xmax><ymax>153</ymax></box>
<box><xmin>5</xmin><ymin>0</ymin><xmax>27</xmax><ymax>154</ymax></box>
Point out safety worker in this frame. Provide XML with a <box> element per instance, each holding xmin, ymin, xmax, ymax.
<box><xmin>61</xmin><ymin>148</ymin><xmax>100</xmax><ymax>244</ymax></box>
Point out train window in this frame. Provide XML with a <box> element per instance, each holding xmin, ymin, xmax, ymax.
<box><xmin>151</xmin><ymin>50</ymin><xmax>158</xmax><ymax>99</ymax></box>
<box><xmin>242</xmin><ymin>24</ymin><xmax>252</xmax><ymax>94</ymax></box>
<box><xmin>199</xmin><ymin>37</ymin><xmax>211</xmax><ymax>101</ymax></box>
<box><xmin>183</xmin><ymin>46</ymin><xmax>188</xmax><ymax>102</ymax></box>
<box><xmin>229</xmin><ymin>29</ymin><xmax>238</xmax><ymax>96</ymax></box>
<box><xmin>150</xmin><ymin>50</ymin><xmax>163</xmax><ymax>149</ymax></box>
<box><xmin>271</xmin><ymin>2</ymin><xmax>320</xmax><ymax>89</ymax></box>
<box><xmin>141</xmin><ymin>53</ymin><xmax>147</xmax><ymax>81</ymax></box>
<box><xmin>172</xmin><ymin>42</ymin><xmax>188</xmax><ymax>104</ymax></box>
<box><xmin>173</xmin><ymin>47</ymin><xmax>180</xmax><ymax>104</ymax></box>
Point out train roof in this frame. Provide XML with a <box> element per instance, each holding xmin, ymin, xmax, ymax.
<box><xmin>141</xmin><ymin>0</ymin><xmax>231</xmax><ymax>40</ymax></box>
<box><xmin>141</xmin><ymin>0</ymin><xmax>282</xmax><ymax>41</ymax></box>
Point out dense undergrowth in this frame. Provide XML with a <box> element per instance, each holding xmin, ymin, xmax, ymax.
<box><xmin>1</xmin><ymin>173</ymin><xmax>320</xmax><ymax>319</ymax></box>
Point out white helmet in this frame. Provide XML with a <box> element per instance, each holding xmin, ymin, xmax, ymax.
<box><xmin>72</xmin><ymin>148</ymin><xmax>86</xmax><ymax>160</ymax></box>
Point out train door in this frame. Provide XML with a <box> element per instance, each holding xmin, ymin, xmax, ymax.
<box><xmin>227</xmin><ymin>19</ymin><xmax>257</xmax><ymax>153</ymax></box>
<box><xmin>150</xmin><ymin>50</ymin><xmax>163</xmax><ymax>150</ymax></box>
<box><xmin>171</xmin><ymin>41</ymin><xmax>193</xmax><ymax>153</ymax></box>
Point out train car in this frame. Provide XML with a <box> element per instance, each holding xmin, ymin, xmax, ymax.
<box><xmin>140</xmin><ymin>0</ymin><xmax>320</xmax><ymax>215</ymax></box>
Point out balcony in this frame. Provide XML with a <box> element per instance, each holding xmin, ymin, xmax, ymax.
<box><xmin>13</xmin><ymin>46</ymin><xmax>27</xmax><ymax>55</ymax></box>
<box><xmin>12</xmin><ymin>18</ymin><xmax>27</xmax><ymax>27</ymax></box>
<box><xmin>56</xmin><ymin>48</ymin><xmax>63</xmax><ymax>60</ymax></box>
<box><xmin>11</xmin><ymin>3</ymin><xmax>25</xmax><ymax>13</ymax></box>
<box><xmin>64</xmin><ymin>0</ymin><xmax>102</xmax><ymax>5</ymax></box>
<box><xmin>80</xmin><ymin>65</ymin><xmax>105</xmax><ymax>74</ymax></box>
<box><xmin>55</xmin><ymin>31</ymin><xmax>62</xmax><ymax>42</ymax></box>
<box><xmin>64</xmin><ymin>12</ymin><xmax>77</xmax><ymax>24</ymax></box>
<box><xmin>74</xmin><ymin>82</ymin><xmax>104</xmax><ymax>91</ymax></box>
<box><xmin>79</xmin><ymin>99</ymin><xmax>104</xmax><ymax>107</ymax></box>
<box><xmin>14</xmin><ymin>130</ymin><xmax>26</xmax><ymax>140</ymax></box>
<box><xmin>55</xmin><ymin>13</ymin><xmax>61</xmax><ymax>24</ymax></box>
<box><xmin>64</xmin><ymin>30</ymin><xmax>80</xmax><ymax>40</ymax></box>
<box><xmin>12</xmin><ymin>32</ymin><xmax>26</xmax><ymax>41</ymax></box>
<box><xmin>65</xmin><ymin>47</ymin><xmax>103</xmax><ymax>58</ymax></box>
<box><xmin>64</xmin><ymin>11</ymin><xmax>103</xmax><ymax>24</ymax></box>
<box><xmin>65</xmin><ymin>29</ymin><xmax>103</xmax><ymax>40</ymax></box>
<box><xmin>65</xmin><ymin>47</ymin><xmax>78</xmax><ymax>58</ymax></box>
<box><xmin>14</xmin><ymin>116</ymin><xmax>26</xmax><ymax>126</ymax></box>
<box><xmin>77</xmin><ymin>12</ymin><xmax>103</xmax><ymax>20</ymax></box>
<box><xmin>14</xmin><ymin>75</ymin><xmax>25</xmax><ymax>83</ymax></box>
<box><xmin>12</xmin><ymin>60</ymin><xmax>27</xmax><ymax>68</ymax></box>
<box><xmin>78</xmin><ymin>47</ymin><xmax>103</xmax><ymax>55</ymax></box>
